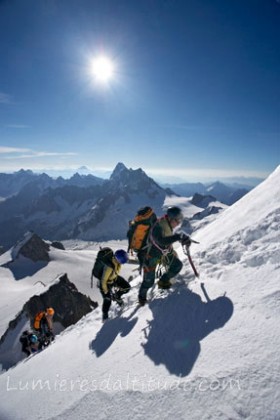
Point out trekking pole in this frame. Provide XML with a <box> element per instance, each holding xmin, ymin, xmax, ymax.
<box><xmin>182</xmin><ymin>239</ymin><xmax>200</xmax><ymax>278</ymax></box>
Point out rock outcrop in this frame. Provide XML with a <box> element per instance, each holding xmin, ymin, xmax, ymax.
<box><xmin>0</xmin><ymin>273</ymin><xmax>98</xmax><ymax>371</ymax></box>
<box><xmin>11</xmin><ymin>231</ymin><xmax>50</xmax><ymax>262</ymax></box>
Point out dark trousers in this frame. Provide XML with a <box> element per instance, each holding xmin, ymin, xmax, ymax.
<box><xmin>35</xmin><ymin>318</ymin><xmax>49</xmax><ymax>335</ymax></box>
<box><xmin>101</xmin><ymin>276</ymin><xmax>131</xmax><ymax>316</ymax></box>
<box><xmin>139</xmin><ymin>253</ymin><xmax>183</xmax><ymax>300</ymax></box>
<box><xmin>22</xmin><ymin>345</ymin><xmax>31</xmax><ymax>356</ymax></box>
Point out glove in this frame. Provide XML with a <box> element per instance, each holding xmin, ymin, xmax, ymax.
<box><xmin>180</xmin><ymin>233</ymin><xmax>191</xmax><ymax>247</ymax></box>
<box><xmin>111</xmin><ymin>292</ymin><xmax>117</xmax><ymax>301</ymax></box>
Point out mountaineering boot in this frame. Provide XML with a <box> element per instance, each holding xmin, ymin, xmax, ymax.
<box><xmin>102</xmin><ymin>312</ymin><xmax>109</xmax><ymax>322</ymax></box>
<box><xmin>157</xmin><ymin>279</ymin><xmax>171</xmax><ymax>290</ymax></box>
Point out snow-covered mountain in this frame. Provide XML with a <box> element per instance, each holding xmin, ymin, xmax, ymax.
<box><xmin>0</xmin><ymin>169</ymin><xmax>39</xmax><ymax>198</ymax></box>
<box><xmin>0</xmin><ymin>165</ymin><xmax>279</xmax><ymax>420</ymax></box>
<box><xmin>0</xmin><ymin>169</ymin><xmax>104</xmax><ymax>199</ymax></box>
<box><xmin>73</xmin><ymin>162</ymin><xmax>168</xmax><ymax>241</ymax></box>
<box><xmin>0</xmin><ymin>164</ymin><xmax>251</xmax><ymax>250</ymax></box>
<box><xmin>205</xmin><ymin>181</ymin><xmax>249</xmax><ymax>205</ymax></box>
<box><xmin>0</xmin><ymin>183</ymin><xmax>104</xmax><ymax>249</ymax></box>
<box><xmin>165</xmin><ymin>180</ymin><xmax>250</xmax><ymax>205</ymax></box>
<box><xmin>0</xmin><ymin>163</ymin><xmax>170</xmax><ymax>249</ymax></box>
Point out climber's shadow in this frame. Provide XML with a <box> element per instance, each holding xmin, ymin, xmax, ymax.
<box><xmin>91</xmin><ymin>308</ymin><xmax>138</xmax><ymax>357</ymax></box>
<box><xmin>143</xmin><ymin>282</ymin><xmax>233</xmax><ymax>377</ymax></box>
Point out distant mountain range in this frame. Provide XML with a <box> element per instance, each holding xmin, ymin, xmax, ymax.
<box><xmin>0</xmin><ymin>169</ymin><xmax>104</xmax><ymax>199</ymax></box>
<box><xmin>0</xmin><ymin>163</ymin><xmax>167</xmax><ymax>249</ymax></box>
<box><xmin>162</xmin><ymin>181</ymin><xmax>250</xmax><ymax>205</ymax></box>
<box><xmin>0</xmin><ymin>163</ymin><xmax>251</xmax><ymax>250</ymax></box>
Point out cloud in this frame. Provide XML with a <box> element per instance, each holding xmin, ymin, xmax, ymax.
<box><xmin>0</xmin><ymin>147</ymin><xmax>31</xmax><ymax>154</ymax></box>
<box><xmin>10</xmin><ymin>152</ymin><xmax>77</xmax><ymax>159</ymax></box>
<box><xmin>0</xmin><ymin>92</ymin><xmax>13</xmax><ymax>104</ymax></box>
<box><xmin>0</xmin><ymin>146</ymin><xmax>77</xmax><ymax>159</ymax></box>
<box><xmin>5</xmin><ymin>124</ymin><xmax>30</xmax><ymax>129</ymax></box>
<box><xmin>145</xmin><ymin>166</ymin><xmax>269</xmax><ymax>180</ymax></box>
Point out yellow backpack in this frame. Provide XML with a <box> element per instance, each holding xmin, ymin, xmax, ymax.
<box><xmin>127</xmin><ymin>207</ymin><xmax>157</xmax><ymax>252</ymax></box>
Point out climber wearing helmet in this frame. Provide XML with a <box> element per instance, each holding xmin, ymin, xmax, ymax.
<box><xmin>98</xmin><ymin>249</ymin><xmax>131</xmax><ymax>321</ymax></box>
<box><xmin>138</xmin><ymin>206</ymin><xmax>191</xmax><ymax>306</ymax></box>
<box><xmin>19</xmin><ymin>330</ymin><xmax>39</xmax><ymax>357</ymax></box>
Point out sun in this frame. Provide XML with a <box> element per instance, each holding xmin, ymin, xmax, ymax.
<box><xmin>91</xmin><ymin>56</ymin><xmax>115</xmax><ymax>84</ymax></box>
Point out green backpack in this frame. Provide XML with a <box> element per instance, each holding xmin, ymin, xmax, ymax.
<box><xmin>91</xmin><ymin>247</ymin><xmax>114</xmax><ymax>280</ymax></box>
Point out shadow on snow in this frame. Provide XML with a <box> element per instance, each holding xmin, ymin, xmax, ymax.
<box><xmin>2</xmin><ymin>259</ymin><xmax>48</xmax><ymax>280</ymax></box>
<box><xmin>90</xmin><ymin>281</ymin><xmax>233</xmax><ymax>376</ymax></box>
<box><xmin>142</xmin><ymin>279</ymin><xmax>234</xmax><ymax>377</ymax></box>
<box><xmin>90</xmin><ymin>307</ymin><xmax>139</xmax><ymax>357</ymax></box>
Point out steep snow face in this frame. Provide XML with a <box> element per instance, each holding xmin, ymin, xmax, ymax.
<box><xmin>0</xmin><ymin>166</ymin><xmax>279</xmax><ymax>420</ymax></box>
<box><xmin>195</xmin><ymin>165</ymin><xmax>280</xmax><ymax>247</ymax></box>
<box><xmin>192</xmin><ymin>167</ymin><xmax>280</xmax><ymax>301</ymax></box>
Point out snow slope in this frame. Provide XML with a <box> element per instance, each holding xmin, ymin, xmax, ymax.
<box><xmin>0</xmin><ymin>166</ymin><xmax>279</xmax><ymax>420</ymax></box>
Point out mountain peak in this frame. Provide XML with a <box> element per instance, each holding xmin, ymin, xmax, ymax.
<box><xmin>11</xmin><ymin>231</ymin><xmax>50</xmax><ymax>262</ymax></box>
<box><xmin>110</xmin><ymin>162</ymin><xmax>128</xmax><ymax>180</ymax></box>
<box><xmin>16</xmin><ymin>169</ymin><xmax>34</xmax><ymax>175</ymax></box>
<box><xmin>77</xmin><ymin>166</ymin><xmax>91</xmax><ymax>175</ymax></box>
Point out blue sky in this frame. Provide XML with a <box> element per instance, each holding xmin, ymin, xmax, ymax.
<box><xmin>0</xmin><ymin>0</ymin><xmax>279</xmax><ymax>182</ymax></box>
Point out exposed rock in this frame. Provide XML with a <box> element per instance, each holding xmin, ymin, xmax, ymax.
<box><xmin>25</xmin><ymin>273</ymin><xmax>97</xmax><ymax>328</ymax></box>
<box><xmin>192</xmin><ymin>206</ymin><xmax>223</xmax><ymax>220</ymax></box>
<box><xmin>12</xmin><ymin>231</ymin><xmax>50</xmax><ymax>262</ymax></box>
<box><xmin>0</xmin><ymin>273</ymin><xmax>98</xmax><ymax>371</ymax></box>
<box><xmin>73</xmin><ymin>163</ymin><xmax>167</xmax><ymax>241</ymax></box>
<box><xmin>51</xmin><ymin>241</ymin><xmax>65</xmax><ymax>250</ymax></box>
<box><xmin>191</xmin><ymin>193</ymin><xmax>216</xmax><ymax>209</ymax></box>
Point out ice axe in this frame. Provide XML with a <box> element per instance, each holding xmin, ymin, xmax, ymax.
<box><xmin>182</xmin><ymin>238</ymin><xmax>200</xmax><ymax>278</ymax></box>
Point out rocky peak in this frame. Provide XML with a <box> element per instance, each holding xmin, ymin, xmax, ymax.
<box><xmin>72</xmin><ymin>172</ymin><xmax>82</xmax><ymax>179</ymax></box>
<box><xmin>16</xmin><ymin>169</ymin><xmax>34</xmax><ymax>176</ymax></box>
<box><xmin>11</xmin><ymin>231</ymin><xmax>50</xmax><ymax>262</ymax></box>
<box><xmin>109</xmin><ymin>162</ymin><xmax>160</xmax><ymax>193</ymax></box>
<box><xmin>110</xmin><ymin>162</ymin><xmax>128</xmax><ymax>180</ymax></box>
<box><xmin>191</xmin><ymin>193</ymin><xmax>217</xmax><ymax>209</ymax></box>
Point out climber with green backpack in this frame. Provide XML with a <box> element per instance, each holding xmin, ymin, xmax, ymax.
<box><xmin>91</xmin><ymin>248</ymin><xmax>131</xmax><ymax>321</ymax></box>
<box><xmin>138</xmin><ymin>206</ymin><xmax>191</xmax><ymax>306</ymax></box>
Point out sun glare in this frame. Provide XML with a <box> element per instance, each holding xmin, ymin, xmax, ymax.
<box><xmin>91</xmin><ymin>56</ymin><xmax>114</xmax><ymax>83</ymax></box>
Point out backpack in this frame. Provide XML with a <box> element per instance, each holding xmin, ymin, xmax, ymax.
<box><xmin>19</xmin><ymin>330</ymin><xmax>29</xmax><ymax>344</ymax></box>
<box><xmin>33</xmin><ymin>311</ymin><xmax>45</xmax><ymax>330</ymax></box>
<box><xmin>92</xmin><ymin>247</ymin><xmax>114</xmax><ymax>280</ymax></box>
<box><xmin>127</xmin><ymin>206</ymin><xmax>157</xmax><ymax>253</ymax></box>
